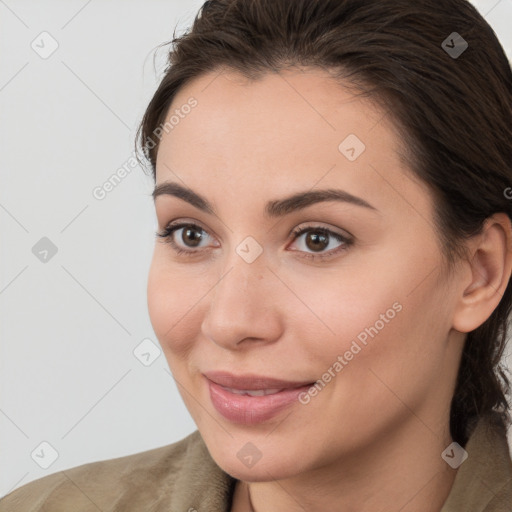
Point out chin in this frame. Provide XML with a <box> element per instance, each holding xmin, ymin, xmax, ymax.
<box><xmin>203</xmin><ymin>434</ymin><xmax>309</xmax><ymax>482</ymax></box>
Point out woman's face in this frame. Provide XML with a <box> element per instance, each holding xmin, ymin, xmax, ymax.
<box><xmin>147</xmin><ymin>68</ymin><xmax>465</xmax><ymax>481</ymax></box>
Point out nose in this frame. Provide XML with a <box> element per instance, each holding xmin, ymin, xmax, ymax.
<box><xmin>201</xmin><ymin>252</ymin><xmax>284</xmax><ymax>350</ymax></box>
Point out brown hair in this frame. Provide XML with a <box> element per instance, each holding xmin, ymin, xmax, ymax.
<box><xmin>136</xmin><ymin>0</ymin><xmax>512</xmax><ymax>446</ymax></box>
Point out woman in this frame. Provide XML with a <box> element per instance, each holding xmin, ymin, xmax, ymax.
<box><xmin>2</xmin><ymin>0</ymin><xmax>511</xmax><ymax>510</ymax></box>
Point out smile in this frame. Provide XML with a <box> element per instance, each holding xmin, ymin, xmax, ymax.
<box><xmin>203</xmin><ymin>372</ymin><xmax>315</xmax><ymax>425</ymax></box>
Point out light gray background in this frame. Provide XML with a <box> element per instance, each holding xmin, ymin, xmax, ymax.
<box><xmin>1</xmin><ymin>0</ymin><xmax>511</xmax><ymax>497</ymax></box>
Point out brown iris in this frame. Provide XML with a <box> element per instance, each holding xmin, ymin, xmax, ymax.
<box><xmin>305</xmin><ymin>230</ymin><xmax>329</xmax><ymax>252</ymax></box>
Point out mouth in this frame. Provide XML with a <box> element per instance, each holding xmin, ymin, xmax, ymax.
<box><xmin>203</xmin><ymin>371</ymin><xmax>316</xmax><ymax>425</ymax></box>
<box><xmin>202</xmin><ymin>370</ymin><xmax>315</xmax><ymax>390</ymax></box>
<box><xmin>216</xmin><ymin>386</ymin><xmax>288</xmax><ymax>396</ymax></box>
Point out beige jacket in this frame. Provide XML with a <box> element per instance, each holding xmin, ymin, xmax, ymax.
<box><xmin>1</xmin><ymin>413</ymin><xmax>511</xmax><ymax>511</ymax></box>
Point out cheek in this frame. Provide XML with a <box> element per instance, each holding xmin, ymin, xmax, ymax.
<box><xmin>301</xmin><ymin>252</ymin><xmax>447</xmax><ymax>401</ymax></box>
<box><xmin>288</xmin><ymin>265</ymin><xmax>403</xmax><ymax>359</ymax></box>
<box><xmin>327</xmin><ymin>275</ymin><xmax>450</xmax><ymax>422</ymax></box>
<box><xmin>147</xmin><ymin>253</ymin><xmax>202</xmax><ymax>360</ymax></box>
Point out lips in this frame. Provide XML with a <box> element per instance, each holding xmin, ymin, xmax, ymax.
<box><xmin>203</xmin><ymin>370</ymin><xmax>315</xmax><ymax>391</ymax></box>
<box><xmin>203</xmin><ymin>371</ymin><xmax>316</xmax><ymax>424</ymax></box>
<box><xmin>220</xmin><ymin>387</ymin><xmax>284</xmax><ymax>396</ymax></box>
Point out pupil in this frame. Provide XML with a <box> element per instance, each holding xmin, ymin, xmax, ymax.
<box><xmin>183</xmin><ymin>227</ymin><xmax>202</xmax><ymax>247</ymax></box>
<box><xmin>306</xmin><ymin>231</ymin><xmax>328</xmax><ymax>252</ymax></box>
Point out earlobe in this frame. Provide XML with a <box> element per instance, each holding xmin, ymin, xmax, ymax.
<box><xmin>452</xmin><ymin>213</ymin><xmax>512</xmax><ymax>333</ymax></box>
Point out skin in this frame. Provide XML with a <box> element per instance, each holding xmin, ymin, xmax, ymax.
<box><xmin>147</xmin><ymin>67</ymin><xmax>512</xmax><ymax>512</ymax></box>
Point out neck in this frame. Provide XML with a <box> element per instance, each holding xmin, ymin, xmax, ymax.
<box><xmin>232</xmin><ymin>416</ymin><xmax>459</xmax><ymax>512</ymax></box>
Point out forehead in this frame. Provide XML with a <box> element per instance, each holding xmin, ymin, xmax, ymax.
<box><xmin>159</xmin><ymin>67</ymin><xmax>396</xmax><ymax>161</ymax></box>
<box><xmin>154</xmin><ymin>68</ymin><xmax>432</xmax><ymax>221</ymax></box>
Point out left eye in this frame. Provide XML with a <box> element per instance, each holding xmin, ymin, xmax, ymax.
<box><xmin>288</xmin><ymin>226</ymin><xmax>352</xmax><ymax>258</ymax></box>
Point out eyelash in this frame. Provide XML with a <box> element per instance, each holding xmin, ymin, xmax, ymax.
<box><xmin>155</xmin><ymin>222</ymin><xmax>353</xmax><ymax>262</ymax></box>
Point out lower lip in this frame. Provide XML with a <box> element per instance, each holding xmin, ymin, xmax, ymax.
<box><xmin>206</xmin><ymin>377</ymin><xmax>313</xmax><ymax>425</ymax></box>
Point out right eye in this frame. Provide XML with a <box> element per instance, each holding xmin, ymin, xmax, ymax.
<box><xmin>156</xmin><ymin>222</ymin><xmax>216</xmax><ymax>255</ymax></box>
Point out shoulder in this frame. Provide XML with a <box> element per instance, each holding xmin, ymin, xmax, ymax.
<box><xmin>476</xmin><ymin>414</ymin><xmax>512</xmax><ymax>511</ymax></box>
<box><xmin>441</xmin><ymin>412</ymin><xmax>512</xmax><ymax>512</ymax></box>
<box><xmin>0</xmin><ymin>430</ymin><xmax>234</xmax><ymax>512</ymax></box>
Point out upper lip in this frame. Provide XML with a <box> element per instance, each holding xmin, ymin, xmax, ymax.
<box><xmin>203</xmin><ymin>371</ymin><xmax>315</xmax><ymax>390</ymax></box>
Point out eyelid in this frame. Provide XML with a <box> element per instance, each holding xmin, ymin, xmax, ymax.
<box><xmin>289</xmin><ymin>221</ymin><xmax>353</xmax><ymax>240</ymax></box>
<box><xmin>160</xmin><ymin>217</ymin><xmax>219</xmax><ymax>239</ymax></box>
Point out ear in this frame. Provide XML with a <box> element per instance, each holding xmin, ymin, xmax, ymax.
<box><xmin>452</xmin><ymin>213</ymin><xmax>512</xmax><ymax>333</ymax></box>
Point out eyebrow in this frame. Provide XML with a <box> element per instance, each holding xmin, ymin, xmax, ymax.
<box><xmin>152</xmin><ymin>181</ymin><xmax>378</xmax><ymax>217</ymax></box>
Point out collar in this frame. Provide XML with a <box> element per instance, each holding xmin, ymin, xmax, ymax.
<box><xmin>178</xmin><ymin>413</ymin><xmax>512</xmax><ymax>511</ymax></box>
